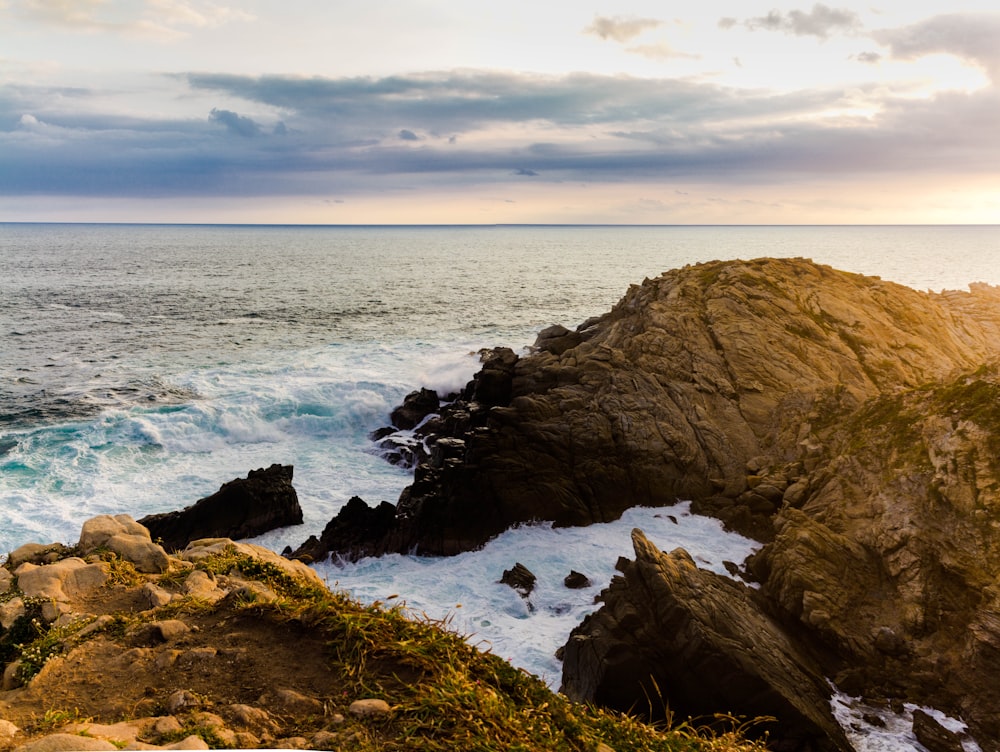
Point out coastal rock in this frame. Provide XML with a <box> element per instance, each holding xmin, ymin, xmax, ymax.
<box><xmin>139</xmin><ymin>464</ymin><xmax>303</xmax><ymax>552</ymax></box>
<box><xmin>78</xmin><ymin>514</ymin><xmax>170</xmax><ymax>573</ymax></box>
<box><xmin>14</xmin><ymin>558</ymin><xmax>110</xmax><ymax>610</ymax></box>
<box><xmin>560</xmin><ymin>529</ymin><xmax>850</xmax><ymax>751</ymax></box>
<box><xmin>389</xmin><ymin>387</ymin><xmax>440</xmax><ymax>430</ymax></box>
<box><xmin>312</xmin><ymin>258</ymin><xmax>1000</xmax><ymax>559</ymax></box>
<box><xmin>295</xmin><ymin>257</ymin><xmax>1000</xmax><ymax>745</ymax></box>
<box><xmin>499</xmin><ymin>563</ymin><xmax>536</xmax><ymax>597</ymax></box>
<box><xmin>288</xmin><ymin>496</ymin><xmax>397</xmax><ymax>563</ymax></box>
<box><xmin>563</xmin><ymin>571</ymin><xmax>591</xmax><ymax>589</ymax></box>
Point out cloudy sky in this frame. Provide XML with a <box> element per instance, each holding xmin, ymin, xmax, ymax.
<box><xmin>2</xmin><ymin>1</ymin><xmax>999</xmax><ymax>224</ymax></box>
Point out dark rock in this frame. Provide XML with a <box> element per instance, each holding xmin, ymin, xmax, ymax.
<box><xmin>534</xmin><ymin>324</ymin><xmax>582</xmax><ymax>356</ymax></box>
<box><xmin>563</xmin><ymin>570</ymin><xmax>591</xmax><ymax>589</ymax></box>
<box><xmin>911</xmin><ymin>710</ymin><xmax>966</xmax><ymax>752</ymax></box>
<box><xmin>560</xmin><ymin>529</ymin><xmax>851</xmax><ymax>751</ymax></box>
<box><xmin>390</xmin><ymin>387</ymin><xmax>440</xmax><ymax>430</ymax></box>
<box><xmin>499</xmin><ymin>563</ymin><xmax>536</xmax><ymax>597</ymax></box>
<box><xmin>139</xmin><ymin>464</ymin><xmax>302</xmax><ymax>552</ymax></box>
<box><xmin>288</xmin><ymin>496</ymin><xmax>398</xmax><ymax>563</ymax></box>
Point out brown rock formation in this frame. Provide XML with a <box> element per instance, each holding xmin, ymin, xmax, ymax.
<box><xmin>307</xmin><ymin>257</ymin><xmax>1000</xmax><ymax>559</ymax></box>
<box><xmin>294</xmin><ymin>257</ymin><xmax>1000</xmax><ymax>748</ymax></box>
<box><xmin>560</xmin><ymin>530</ymin><xmax>851</xmax><ymax>751</ymax></box>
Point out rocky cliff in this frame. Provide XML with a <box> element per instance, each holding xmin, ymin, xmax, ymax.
<box><xmin>297</xmin><ymin>257</ymin><xmax>1000</xmax><ymax>558</ymax></box>
<box><xmin>294</xmin><ymin>257</ymin><xmax>1000</xmax><ymax>750</ymax></box>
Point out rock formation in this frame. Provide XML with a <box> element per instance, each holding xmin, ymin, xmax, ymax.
<box><xmin>561</xmin><ymin>530</ymin><xmax>851</xmax><ymax>751</ymax></box>
<box><xmin>140</xmin><ymin>464</ymin><xmax>302</xmax><ymax>551</ymax></box>
<box><xmin>292</xmin><ymin>257</ymin><xmax>1000</xmax><ymax>749</ymax></box>
<box><xmin>299</xmin><ymin>258</ymin><xmax>1000</xmax><ymax>558</ymax></box>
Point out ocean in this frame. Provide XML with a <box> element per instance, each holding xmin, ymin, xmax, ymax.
<box><xmin>3</xmin><ymin>223</ymin><xmax>999</xmax><ymax>750</ymax></box>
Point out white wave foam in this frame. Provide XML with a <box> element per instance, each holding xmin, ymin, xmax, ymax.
<box><xmin>830</xmin><ymin>689</ymin><xmax>983</xmax><ymax>752</ymax></box>
<box><xmin>312</xmin><ymin>502</ymin><xmax>761</xmax><ymax>689</ymax></box>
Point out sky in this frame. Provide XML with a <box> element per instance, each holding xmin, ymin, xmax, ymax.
<box><xmin>2</xmin><ymin>1</ymin><xmax>1000</xmax><ymax>224</ymax></box>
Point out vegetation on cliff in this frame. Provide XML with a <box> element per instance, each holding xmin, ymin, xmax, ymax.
<box><xmin>0</xmin><ymin>519</ymin><xmax>764</xmax><ymax>752</ymax></box>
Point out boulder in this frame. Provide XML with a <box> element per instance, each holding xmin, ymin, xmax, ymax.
<box><xmin>179</xmin><ymin>538</ymin><xmax>324</xmax><ymax>590</ymax></box>
<box><xmin>288</xmin><ymin>496</ymin><xmax>397</xmax><ymax>563</ymax></box>
<box><xmin>139</xmin><ymin>464</ymin><xmax>303</xmax><ymax>551</ymax></box>
<box><xmin>78</xmin><ymin>514</ymin><xmax>170</xmax><ymax>573</ymax></box>
<box><xmin>390</xmin><ymin>387</ymin><xmax>440</xmax><ymax>430</ymax></box>
<box><xmin>15</xmin><ymin>558</ymin><xmax>110</xmax><ymax>606</ymax></box>
<box><xmin>563</xmin><ymin>570</ymin><xmax>591</xmax><ymax>589</ymax></box>
<box><xmin>560</xmin><ymin>530</ymin><xmax>851</xmax><ymax>751</ymax></box>
<box><xmin>499</xmin><ymin>563</ymin><xmax>536</xmax><ymax>597</ymax></box>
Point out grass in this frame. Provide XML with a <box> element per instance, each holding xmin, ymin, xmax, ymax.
<box><xmin>195</xmin><ymin>548</ymin><xmax>767</xmax><ymax>752</ymax></box>
<box><xmin>2</xmin><ymin>544</ymin><xmax>767</xmax><ymax>752</ymax></box>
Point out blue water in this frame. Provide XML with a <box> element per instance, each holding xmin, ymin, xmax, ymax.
<box><xmin>2</xmin><ymin>224</ymin><xmax>1000</xmax><ymax>709</ymax></box>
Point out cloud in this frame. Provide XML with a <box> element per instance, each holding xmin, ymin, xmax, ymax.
<box><xmin>726</xmin><ymin>4</ymin><xmax>862</xmax><ymax>40</ymax></box>
<box><xmin>584</xmin><ymin>15</ymin><xmax>661</xmax><ymax>43</ymax></box>
<box><xmin>3</xmin><ymin>68</ymin><xmax>1000</xmax><ymax>202</ymax></box>
<box><xmin>8</xmin><ymin>0</ymin><xmax>252</xmax><ymax>38</ymax></box>
<box><xmin>854</xmin><ymin>51</ymin><xmax>881</xmax><ymax>65</ymax></box>
<box><xmin>209</xmin><ymin>108</ymin><xmax>261</xmax><ymax>137</ymax></box>
<box><xmin>873</xmin><ymin>13</ymin><xmax>1000</xmax><ymax>82</ymax></box>
<box><xmin>398</xmin><ymin>128</ymin><xmax>419</xmax><ymax>141</ymax></box>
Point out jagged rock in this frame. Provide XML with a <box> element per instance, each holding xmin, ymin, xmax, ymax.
<box><xmin>288</xmin><ymin>496</ymin><xmax>397</xmax><ymax>563</ymax></box>
<box><xmin>78</xmin><ymin>514</ymin><xmax>170</xmax><ymax>573</ymax></box>
<box><xmin>0</xmin><ymin>567</ymin><xmax>12</xmax><ymax>594</ymax></box>
<box><xmin>499</xmin><ymin>563</ymin><xmax>536</xmax><ymax>597</ymax></box>
<box><xmin>390</xmin><ymin>387</ymin><xmax>440</xmax><ymax>430</ymax></box>
<box><xmin>564</xmin><ymin>570</ymin><xmax>591</xmax><ymax>589</ymax></box>
<box><xmin>911</xmin><ymin>710</ymin><xmax>966</xmax><ymax>752</ymax></box>
<box><xmin>139</xmin><ymin>464</ymin><xmax>303</xmax><ymax>552</ymax></box>
<box><xmin>315</xmin><ymin>259</ymin><xmax>1000</xmax><ymax>559</ymax></box>
<box><xmin>560</xmin><ymin>530</ymin><xmax>851</xmax><ymax>751</ymax></box>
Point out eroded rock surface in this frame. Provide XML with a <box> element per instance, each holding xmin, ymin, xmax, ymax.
<box><xmin>561</xmin><ymin>530</ymin><xmax>851</xmax><ymax>751</ymax></box>
<box><xmin>303</xmin><ymin>258</ymin><xmax>1000</xmax><ymax>559</ymax></box>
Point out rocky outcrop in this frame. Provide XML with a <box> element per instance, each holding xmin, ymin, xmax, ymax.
<box><xmin>561</xmin><ymin>530</ymin><xmax>850</xmax><ymax>751</ymax></box>
<box><xmin>140</xmin><ymin>464</ymin><xmax>303</xmax><ymax>551</ymax></box>
<box><xmin>305</xmin><ymin>258</ymin><xmax>1000</xmax><ymax>559</ymax></box>
<box><xmin>293</xmin><ymin>257</ymin><xmax>1000</xmax><ymax>748</ymax></box>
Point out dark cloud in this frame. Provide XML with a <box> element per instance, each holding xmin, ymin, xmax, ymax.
<box><xmin>210</xmin><ymin>108</ymin><xmax>261</xmax><ymax>137</ymax></box>
<box><xmin>584</xmin><ymin>15</ymin><xmax>662</xmax><ymax>43</ymax></box>
<box><xmin>2</xmin><ymin>68</ymin><xmax>999</xmax><ymax>200</ymax></box>
<box><xmin>855</xmin><ymin>51</ymin><xmax>882</xmax><ymax>65</ymax></box>
<box><xmin>874</xmin><ymin>13</ymin><xmax>1000</xmax><ymax>82</ymax></box>
<box><xmin>728</xmin><ymin>4</ymin><xmax>862</xmax><ymax>40</ymax></box>
<box><xmin>398</xmin><ymin>129</ymin><xmax>420</xmax><ymax>140</ymax></box>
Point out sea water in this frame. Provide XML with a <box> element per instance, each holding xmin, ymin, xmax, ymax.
<box><xmin>2</xmin><ymin>224</ymin><xmax>999</xmax><ymax>746</ymax></box>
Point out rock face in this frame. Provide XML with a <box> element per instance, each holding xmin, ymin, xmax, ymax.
<box><xmin>140</xmin><ymin>465</ymin><xmax>302</xmax><ymax>552</ymax></box>
<box><xmin>295</xmin><ymin>257</ymin><xmax>1000</xmax><ymax>748</ymax></box>
<box><xmin>307</xmin><ymin>258</ymin><xmax>1000</xmax><ymax>558</ymax></box>
<box><xmin>561</xmin><ymin>530</ymin><xmax>851</xmax><ymax>751</ymax></box>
